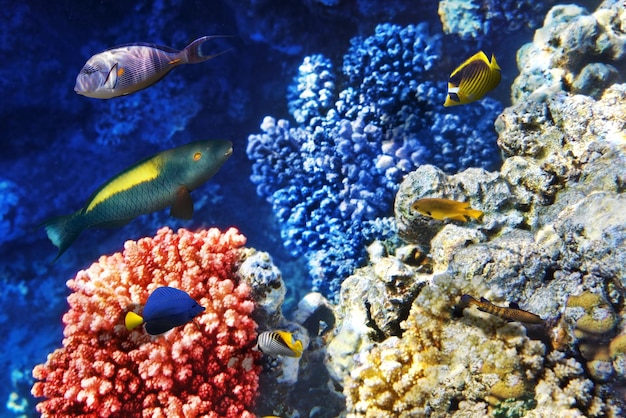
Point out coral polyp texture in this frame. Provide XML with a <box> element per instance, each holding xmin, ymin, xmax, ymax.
<box><xmin>247</xmin><ymin>22</ymin><xmax>502</xmax><ymax>298</ymax></box>
<box><xmin>511</xmin><ymin>2</ymin><xmax>626</xmax><ymax>103</ymax></box>
<box><xmin>438</xmin><ymin>0</ymin><xmax>556</xmax><ymax>40</ymax></box>
<box><xmin>31</xmin><ymin>227</ymin><xmax>261</xmax><ymax>417</ymax></box>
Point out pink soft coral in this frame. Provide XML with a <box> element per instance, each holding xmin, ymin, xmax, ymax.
<box><xmin>32</xmin><ymin>227</ymin><xmax>261</xmax><ymax>417</ymax></box>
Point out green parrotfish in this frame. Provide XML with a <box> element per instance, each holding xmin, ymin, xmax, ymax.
<box><xmin>43</xmin><ymin>140</ymin><xmax>233</xmax><ymax>261</ymax></box>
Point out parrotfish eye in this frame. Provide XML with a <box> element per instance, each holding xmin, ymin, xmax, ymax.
<box><xmin>193</xmin><ymin>152</ymin><xmax>202</xmax><ymax>161</ymax></box>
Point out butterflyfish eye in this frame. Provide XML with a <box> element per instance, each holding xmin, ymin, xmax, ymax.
<box><xmin>193</xmin><ymin>152</ymin><xmax>202</xmax><ymax>161</ymax></box>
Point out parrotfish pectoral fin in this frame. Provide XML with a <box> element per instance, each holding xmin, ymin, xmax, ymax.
<box><xmin>170</xmin><ymin>187</ymin><xmax>194</xmax><ymax>220</ymax></box>
<box><xmin>184</xmin><ymin>35</ymin><xmax>233</xmax><ymax>64</ymax></box>
<box><xmin>125</xmin><ymin>311</ymin><xmax>144</xmax><ymax>330</ymax></box>
<box><xmin>43</xmin><ymin>213</ymin><xmax>83</xmax><ymax>262</ymax></box>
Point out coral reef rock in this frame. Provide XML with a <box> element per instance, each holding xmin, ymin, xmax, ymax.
<box><xmin>329</xmin><ymin>35</ymin><xmax>626</xmax><ymax>418</ymax></box>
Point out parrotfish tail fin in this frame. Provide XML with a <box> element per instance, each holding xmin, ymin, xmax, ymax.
<box><xmin>184</xmin><ymin>35</ymin><xmax>233</xmax><ymax>64</ymax></box>
<box><xmin>467</xmin><ymin>209</ymin><xmax>484</xmax><ymax>221</ymax></box>
<box><xmin>125</xmin><ymin>311</ymin><xmax>144</xmax><ymax>331</ymax></box>
<box><xmin>43</xmin><ymin>213</ymin><xmax>82</xmax><ymax>262</ymax></box>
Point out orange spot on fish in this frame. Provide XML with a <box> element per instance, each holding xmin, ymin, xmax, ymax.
<box><xmin>117</xmin><ymin>67</ymin><xmax>125</xmax><ymax>77</ymax></box>
<box><xmin>168</xmin><ymin>58</ymin><xmax>181</xmax><ymax>65</ymax></box>
<box><xmin>193</xmin><ymin>152</ymin><xmax>202</xmax><ymax>161</ymax></box>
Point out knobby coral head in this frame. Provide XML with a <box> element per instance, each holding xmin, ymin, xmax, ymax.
<box><xmin>32</xmin><ymin>226</ymin><xmax>261</xmax><ymax>418</ymax></box>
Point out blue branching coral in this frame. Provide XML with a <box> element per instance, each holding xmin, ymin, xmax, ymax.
<box><xmin>249</xmin><ymin>22</ymin><xmax>502</xmax><ymax>298</ymax></box>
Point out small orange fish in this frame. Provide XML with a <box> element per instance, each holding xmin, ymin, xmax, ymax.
<box><xmin>412</xmin><ymin>197</ymin><xmax>483</xmax><ymax>222</ymax></box>
<box><xmin>460</xmin><ymin>294</ymin><xmax>544</xmax><ymax>325</ymax></box>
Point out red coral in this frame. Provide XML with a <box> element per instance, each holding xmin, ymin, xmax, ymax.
<box><xmin>32</xmin><ymin>227</ymin><xmax>261</xmax><ymax>417</ymax></box>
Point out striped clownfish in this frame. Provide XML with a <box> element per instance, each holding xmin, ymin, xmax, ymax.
<box><xmin>459</xmin><ymin>294</ymin><xmax>545</xmax><ymax>325</ymax></box>
<box><xmin>125</xmin><ymin>286</ymin><xmax>205</xmax><ymax>335</ymax></box>
<box><xmin>42</xmin><ymin>140</ymin><xmax>232</xmax><ymax>261</ymax></box>
<box><xmin>443</xmin><ymin>51</ymin><xmax>501</xmax><ymax>107</ymax></box>
<box><xmin>412</xmin><ymin>197</ymin><xmax>483</xmax><ymax>222</ymax></box>
<box><xmin>75</xmin><ymin>35</ymin><xmax>232</xmax><ymax>99</ymax></box>
<box><xmin>256</xmin><ymin>330</ymin><xmax>304</xmax><ymax>358</ymax></box>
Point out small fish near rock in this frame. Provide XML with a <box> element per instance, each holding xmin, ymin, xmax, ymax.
<box><xmin>42</xmin><ymin>140</ymin><xmax>233</xmax><ymax>260</ymax></box>
<box><xmin>75</xmin><ymin>35</ymin><xmax>232</xmax><ymax>99</ymax></box>
<box><xmin>458</xmin><ymin>294</ymin><xmax>545</xmax><ymax>325</ymax></box>
<box><xmin>412</xmin><ymin>197</ymin><xmax>483</xmax><ymax>222</ymax></box>
<box><xmin>444</xmin><ymin>51</ymin><xmax>501</xmax><ymax>106</ymax></box>
<box><xmin>125</xmin><ymin>286</ymin><xmax>205</xmax><ymax>335</ymax></box>
<box><xmin>256</xmin><ymin>330</ymin><xmax>304</xmax><ymax>358</ymax></box>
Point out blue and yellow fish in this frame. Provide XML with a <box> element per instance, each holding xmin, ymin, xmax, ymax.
<box><xmin>43</xmin><ymin>140</ymin><xmax>233</xmax><ymax>260</ymax></box>
<box><xmin>75</xmin><ymin>36</ymin><xmax>231</xmax><ymax>99</ymax></box>
<box><xmin>125</xmin><ymin>286</ymin><xmax>205</xmax><ymax>335</ymax></box>
<box><xmin>256</xmin><ymin>330</ymin><xmax>304</xmax><ymax>358</ymax></box>
<box><xmin>443</xmin><ymin>51</ymin><xmax>501</xmax><ymax>107</ymax></box>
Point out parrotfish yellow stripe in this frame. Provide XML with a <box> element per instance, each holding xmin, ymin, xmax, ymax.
<box><xmin>85</xmin><ymin>155</ymin><xmax>163</xmax><ymax>213</ymax></box>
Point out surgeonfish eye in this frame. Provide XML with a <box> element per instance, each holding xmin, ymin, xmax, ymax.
<box><xmin>193</xmin><ymin>152</ymin><xmax>202</xmax><ymax>161</ymax></box>
<box><xmin>81</xmin><ymin>65</ymin><xmax>99</xmax><ymax>75</ymax></box>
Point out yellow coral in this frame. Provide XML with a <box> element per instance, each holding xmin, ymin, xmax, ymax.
<box><xmin>609</xmin><ymin>333</ymin><xmax>626</xmax><ymax>358</ymax></box>
<box><xmin>566</xmin><ymin>291</ymin><xmax>617</xmax><ymax>337</ymax></box>
<box><xmin>490</xmin><ymin>372</ymin><xmax>528</xmax><ymax>400</ymax></box>
<box><xmin>343</xmin><ymin>282</ymin><xmax>547</xmax><ymax>417</ymax></box>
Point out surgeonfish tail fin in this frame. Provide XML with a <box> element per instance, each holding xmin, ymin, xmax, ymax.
<box><xmin>184</xmin><ymin>35</ymin><xmax>233</xmax><ymax>64</ymax></box>
<box><xmin>125</xmin><ymin>311</ymin><xmax>144</xmax><ymax>330</ymax></box>
<box><xmin>42</xmin><ymin>213</ymin><xmax>82</xmax><ymax>262</ymax></box>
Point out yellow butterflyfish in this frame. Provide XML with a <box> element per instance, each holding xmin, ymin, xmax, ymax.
<box><xmin>444</xmin><ymin>51</ymin><xmax>501</xmax><ymax>106</ymax></box>
<box><xmin>256</xmin><ymin>330</ymin><xmax>304</xmax><ymax>358</ymax></box>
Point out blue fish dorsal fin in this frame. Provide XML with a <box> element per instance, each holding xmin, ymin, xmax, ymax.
<box><xmin>142</xmin><ymin>286</ymin><xmax>194</xmax><ymax>320</ymax></box>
